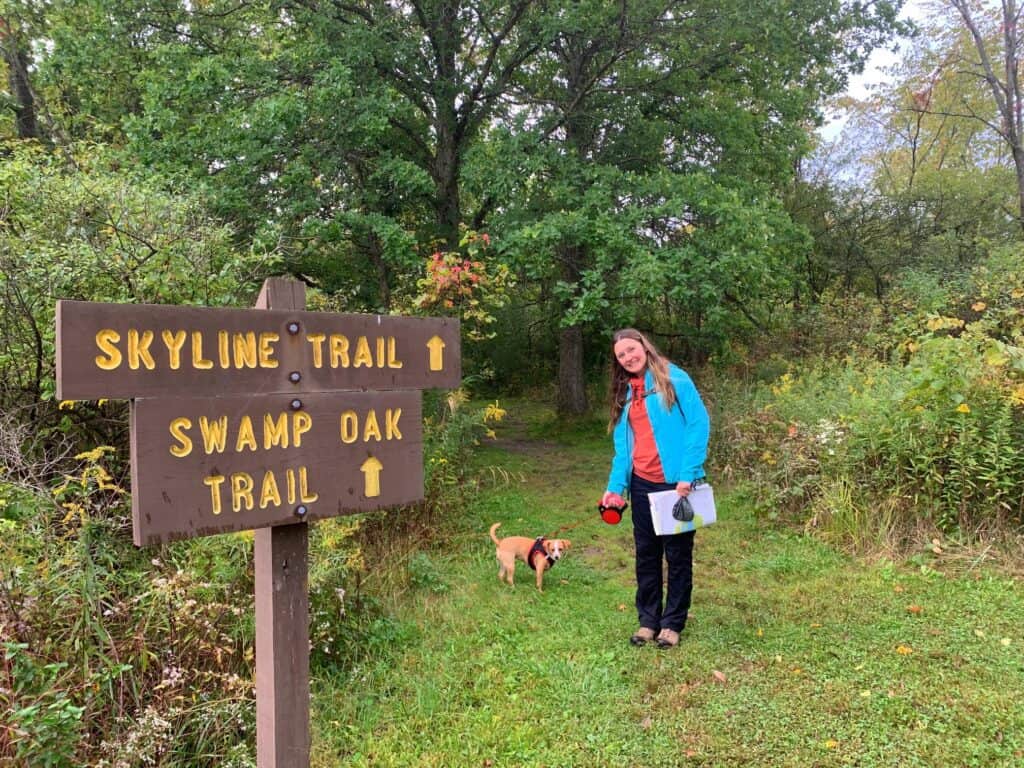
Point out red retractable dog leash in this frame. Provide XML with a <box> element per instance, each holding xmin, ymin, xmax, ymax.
<box><xmin>544</xmin><ymin>495</ymin><xmax>628</xmax><ymax>538</ymax></box>
<box><xmin>598</xmin><ymin>499</ymin><xmax>628</xmax><ymax>525</ymax></box>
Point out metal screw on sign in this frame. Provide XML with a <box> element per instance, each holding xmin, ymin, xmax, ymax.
<box><xmin>294</xmin><ymin>505</ymin><xmax>308</xmax><ymax>518</ymax></box>
<box><xmin>286</xmin><ymin>321</ymin><xmax>301</xmax><ymax>335</ymax></box>
<box><xmin>290</xmin><ymin>399</ymin><xmax>303</xmax><ymax>411</ymax></box>
<box><xmin>289</xmin><ymin>371</ymin><xmax>302</xmax><ymax>384</ymax></box>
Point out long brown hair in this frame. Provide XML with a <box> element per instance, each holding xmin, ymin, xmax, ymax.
<box><xmin>607</xmin><ymin>328</ymin><xmax>677</xmax><ymax>430</ymax></box>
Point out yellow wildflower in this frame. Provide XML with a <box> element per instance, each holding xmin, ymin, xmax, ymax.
<box><xmin>483</xmin><ymin>401</ymin><xmax>507</xmax><ymax>422</ymax></box>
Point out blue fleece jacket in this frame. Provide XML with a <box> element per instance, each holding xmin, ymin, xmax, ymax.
<box><xmin>606</xmin><ymin>363</ymin><xmax>710</xmax><ymax>497</ymax></box>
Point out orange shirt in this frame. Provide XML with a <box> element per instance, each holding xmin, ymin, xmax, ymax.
<box><xmin>628</xmin><ymin>378</ymin><xmax>665</xmax><ymax>482</ymax></box>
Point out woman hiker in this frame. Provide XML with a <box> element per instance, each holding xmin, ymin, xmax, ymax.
<box><xmin>601</xmin><ymin>328</ymin><xmax>710</xmax><ymax>648</ymax></box>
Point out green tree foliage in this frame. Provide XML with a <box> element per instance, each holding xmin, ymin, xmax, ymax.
<box><xmin>34</xmin><ymin>0</ymin><xmax>552</xmax><ymax>310</ymax></box>
<box><xmin>945</xmin><ymin>0</ymin><xmax>1024</xmax><ymax>230</ymax></box>
<box><xmin>0</xmin><ymin>142</ymin><xmax>271</xmax><ymax>446</ymax></box>
<box><xmin>15</xmin><ymin>0</ymin><xmax>903</xmax><ymax>412</ymax></box>
<box><xmin>479</xmin><ymin>0</ymin><xmax>902</xmax><ymax>409</ymax></box>
<box><xmin>0</xmin><ymin>4</ymin><xmax>41</xmax><ymax>140</ymax></box>
<box><xmin>797</xmin><ymin>6</ymin><xmax>1020</xmax><ymax>314</ymax></box>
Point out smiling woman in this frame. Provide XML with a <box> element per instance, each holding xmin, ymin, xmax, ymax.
<box><xmin>602</xmin><ymin>328</ymin><xmax>710</xmax><ymax>650</ymax></box>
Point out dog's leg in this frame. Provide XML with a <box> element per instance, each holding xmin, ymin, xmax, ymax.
<box><xmin>534</xmin><ymin>557</ymin><xmax>545</xmax><ymax>592</ymax></box>
<box><xmin>497</xmin><ymin>551</ymin><xmax>515</xmax><ymax>587</ymax></box>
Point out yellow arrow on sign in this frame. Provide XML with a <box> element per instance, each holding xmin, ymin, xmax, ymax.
<box><xmin>426</xmin><ymin>335</ymin><xmax>446</xmax><ymax>371</ymax></box>
<box><xmin>361</xmin><ymin>456</ymin><xmax>383</xmax><ymax>498</ymax></box>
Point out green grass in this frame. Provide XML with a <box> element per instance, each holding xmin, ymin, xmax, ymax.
<box><xmin>311</xmin><ymin>401</ymin><xmax>1024</xmax><ymax>767</ymax></box>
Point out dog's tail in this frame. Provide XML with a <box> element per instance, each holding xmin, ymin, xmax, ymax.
<box><xmin>489</xmin><ymin>522</ymin><xmax>501</xmax><ymax>545</ymax></box>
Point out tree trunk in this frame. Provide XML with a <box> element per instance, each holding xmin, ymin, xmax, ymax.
<box><xmin>431</xmin><ymin>0</ymin><xmax>463</xmax><ymax>249</ymax></box>
<box><xmin>367</xmin><ymin>231</ymin><xmax>391</xmax><ymax>311</ymax></box>
<box><xmin>557</xmin><ymin>324</ymin><xmax>588</xmax><ymax>416</ymax></box>
<box><xmin>433</xmin><ymin>134</ymin><xmax>462</xmax><ymax>248</ymax></box>
<box><xmin>555</xmin><ymin>239</ymin><xmax>589</xmax><ymax>416</ymax></box>
<box><xmin>2</xmin><ymin>28</ymin><xmax>40</xmax><ymax>140</ymax></box>
<box><xmin>950</xmin><ymin>0</ymin><xmax>1024</xmax><ymax>230</ymax></box>
<box><xmin>1014</xmin><ymin>144</ymin><xmax>1024</xmax><ymax>233</ymax></box>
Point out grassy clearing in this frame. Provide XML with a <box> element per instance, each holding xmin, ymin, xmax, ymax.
<box><xmin>312</xmin><ymin>401</ymin><xmax>1024</xmax><ymax>767</ymax></box>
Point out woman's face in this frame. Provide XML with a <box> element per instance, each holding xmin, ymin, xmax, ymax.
<box><xmin>614</xmin><ymin>338</ymin><xmax>648</xmax><ymax>375</ymax></box>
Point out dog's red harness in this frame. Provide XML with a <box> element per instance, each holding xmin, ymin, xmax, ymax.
<box><xmin>527</xmin><ymin>537</ymin><xmax>557</xmax><ymax>571</ymax></box>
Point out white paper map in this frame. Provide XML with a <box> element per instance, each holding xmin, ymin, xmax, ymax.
<box><xmin>648</xmin><ymin>484</ymin><xmax>716</xmax><ymax>536</ymax></box>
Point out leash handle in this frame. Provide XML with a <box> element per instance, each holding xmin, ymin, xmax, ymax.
<box><xmin>598</xmin><ymin>500</ymin><xmax>628</xmax><ymax>525</ymax></box>
<box><xmin>546</xmin><ymin>498</ymin><xmax>629</xmax><ymax>537</ymax></box>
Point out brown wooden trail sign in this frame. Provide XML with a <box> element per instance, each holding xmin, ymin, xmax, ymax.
<box><xmin>130</xmin><ymin>389</ymin><xmax>423</xmax><ymax>546</ymax></box>
<box><xmin>56</xmin><ymin>299</ymin><xmax>460</xmax><ymax>400</ymax></box>
<box><xmin>55</xmin><ymin>278</ymin><xmax>460</xmax><ymax>768</ymax></box>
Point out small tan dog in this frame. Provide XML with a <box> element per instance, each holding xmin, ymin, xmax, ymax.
<box><xmin>489</xmin><ymin>523</ymin><xmax>571</xmax><ymax>592</ymax></box>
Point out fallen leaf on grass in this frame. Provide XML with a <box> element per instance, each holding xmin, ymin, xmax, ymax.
<box><xmin>640</xmin><ymin>716</ymin><xmax>652</xmax><ymax>730</ymax></box>
<box><xmin>907</xmin><ymin>605</ymin><xmax>922</xmax><ymax>615</ymax></box>
<box><xmin>617</xmin><ymin>604</ymin><xmax>627</xmax><ymax>612</ymax></box>
<box><xmin>824</xmin><ymin>739</ymin><xmax>839</xmax><ymax>749</ymax></box>
<box><xmin>756</xmin><ymin>627</ymin><xmax>764</xmax><ymax>637</ymax></box>
<box><xmin>1001</xmin><ymin>638</ymin><xmax>1012</xmax><ymax>647</ymax></box>
<box><xmin>893</xmin><ymin>584</ymin><xmax>905</xmax><ymax>593</ymax></box>
<box><xmin>712</xmin><ymin>670</ymin><xmax>727</xmax><ymax>684</ymax></box>
<box><xmin>896</xmin><ymin>645</ymin><xmax>913</xmax><ymax>655</ymax></box>
<box><xmin>975</xmin><ymin>629</ymin><xmax>986</xmax><ymax>639</ymax></box>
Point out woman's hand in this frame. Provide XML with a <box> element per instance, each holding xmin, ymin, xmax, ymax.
<box><xmin>675</xmin><ymin>481</ymin><xmax>692</xmax><ymax>497</ymax></box>
<box><xmin>602</xmin><ymin>491</ymin><xmax>626</xmax><ymax>508</ymax></box>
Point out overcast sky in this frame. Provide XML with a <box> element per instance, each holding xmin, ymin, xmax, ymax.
<box><xmin>819</xmin><ymin>0</ymin><xmax>932</xmax><ymax>140</ymax></box>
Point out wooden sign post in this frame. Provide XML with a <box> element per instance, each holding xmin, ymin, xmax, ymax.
<box><xmin>55</xmin><ymin>278</ymin><xmax>460</xmax><ymax>767</ymax></box>
<box><xmin>254</xmin><ymin>279</ymin><xmax>309</xmax><ymax>766</ymax></box>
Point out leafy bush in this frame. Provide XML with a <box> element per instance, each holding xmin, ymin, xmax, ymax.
<box><xmin>715</xmin><ymin>248</ymin><xmax>1024</xmax><ymax>548</ymax></box>
<box><xmin>1</xmin><ymin>643</ymin><xmax>85</xmax><ymax>767</ymax></box>
<box><xmin>0</xmin><ymin>141</ymin><xmax>275</xmax><ymax>456</ymax></box>
<box><xmin>0</xmin><ymin>143</ymin><xmax>274</xmax><ymax>765</ymax></box>
<box><xmin>0</xmin><ymin>443</ymin><xmax>256</xmax><ymax>767</ymax></box>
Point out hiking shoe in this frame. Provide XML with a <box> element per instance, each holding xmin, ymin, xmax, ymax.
<box><xmin>630</xmin><ymin>627</ymin><xmax>657</xmax><ymax>646</ymax></box>
<box><xmin>656</xmin><ymin>629</ymin><xmax>680</xmax><ymax>648</ymax></box>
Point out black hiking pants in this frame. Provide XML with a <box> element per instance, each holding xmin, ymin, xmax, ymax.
<box><xmin>630</xmin><ymin>473</ymin><xmax>695</xmax><ymax>634</ymax></box>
